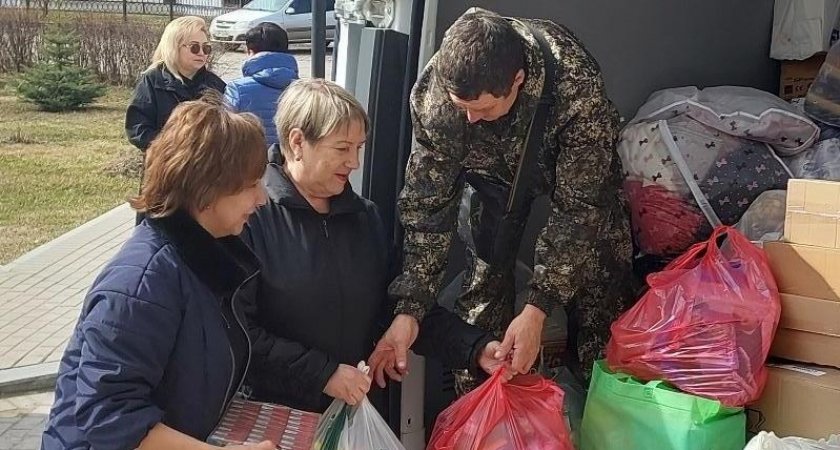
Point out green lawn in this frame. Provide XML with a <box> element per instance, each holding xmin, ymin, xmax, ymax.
<box><xmin>0</xmin><ymin>81</ymin><xmax>141</xmax><ymax>264</ymax></box>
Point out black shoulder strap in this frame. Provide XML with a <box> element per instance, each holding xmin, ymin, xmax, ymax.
<box><xmin>490</xmin><ymin>21</ymin><xmax>556</xmax><ymax>269</ymax></box>
<box><xmin>505</xmin><ymin>21</ymin><xmax>557</xmax><ymax>213</ymax></box>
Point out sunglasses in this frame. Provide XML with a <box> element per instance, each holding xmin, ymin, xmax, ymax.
<box><xmin>183</xmin><ymin>42</ymin><xmax>213</xmax><ymax>55</ymax></box>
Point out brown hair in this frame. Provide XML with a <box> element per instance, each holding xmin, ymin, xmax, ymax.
<box><xmin>129</xmin><ymin>91</ymin><xmax>267</xmax><ymax>217</ymax></box>
<box><xmin>436</xmin><ymin>8</ymin><xmax>525</xmax><ymax>100</ymax></box>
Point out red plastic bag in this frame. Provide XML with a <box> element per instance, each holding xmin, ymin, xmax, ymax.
<box><xmin>427</xmin><ymin>370</ymin><xmax>573</xmax><ymax>450</ymax></box>
<box><xmin>606</xmin><ymin>226</ymin><xmax>781</xmax><ymax>407</ymax></box>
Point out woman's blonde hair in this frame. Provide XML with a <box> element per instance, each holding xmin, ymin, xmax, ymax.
<box><xmin>274</xmin><ymin>79</ymin><xmax>369</xmax><ymax>160</ymax></box>
<box><xmin>129</xmin><ymin>91</ymin><xmax>267</xmax><ymax>218</ymax></box>
<box><xmin>147</xmin><ymin>16</ymin><xmax>208</xmax><ymax>81</ymax></box>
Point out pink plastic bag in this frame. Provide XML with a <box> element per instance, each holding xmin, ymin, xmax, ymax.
<box><xmin>606</xmin><ymin>226</ymin><xmax>781</xmax><ymax>407</ymax></box>
<box><xmin>427</xmin><ymin>370</ymin><xmax>573</xmax><ymax>450</ymax></box>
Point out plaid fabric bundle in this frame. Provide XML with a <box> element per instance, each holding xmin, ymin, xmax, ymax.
<box><xmin>207</xmin><ymin>398</ymin><xmax>320</xmax><ymax>449</ymax></box>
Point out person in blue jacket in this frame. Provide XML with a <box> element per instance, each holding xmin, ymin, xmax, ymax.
<box><xmin>225</xmin><ymin>22</ymin><xmax>298</xmax><ymax>147</ymax></box>
<box><xmin>41</xmin><ymin>93</ymin><xmax>273</xmax><ymax>450</ymax></box>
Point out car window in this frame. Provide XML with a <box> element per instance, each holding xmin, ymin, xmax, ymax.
<box><xmin>243</xmin><ymin>0</ymin><xmax>286</xmax><ymax>11</ymax></box>
<box><xmin>286</xmin><ymin>0</ymin><xmax>334</xmax><ymax>14</ymax></box>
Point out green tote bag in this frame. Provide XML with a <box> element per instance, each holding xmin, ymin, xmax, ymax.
<box><xmin>580</xmin><ymin>361</ymin><xmax>745</xmax><ymax>450</ymax></box>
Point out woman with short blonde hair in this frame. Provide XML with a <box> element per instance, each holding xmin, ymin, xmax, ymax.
<box><xmin>240</xmin><ymin>79</ymin><xmax>503</xmax><ymax>415</ymax></box>
<box><xmin>273</xmin><ymin>78</ymin><xmax>370</xmax><ymax>162</ymax></box>
<box><xmin>43</xmin><ymin>93</ymin><xmax>273</xmax><ymax>450</ymax></box>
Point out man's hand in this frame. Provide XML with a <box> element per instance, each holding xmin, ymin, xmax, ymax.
<box><xmin>323</xmin><ymin>364</ymin><xmax>372</xmax><ymax>405</ymax></box>
<box><xmin>478</xmin><ymin>341</ymin><xmax>515</xmax><ymax>382</ymax></box>
<box><xmin>495</xmin><ymin>304</ymin><xmax>546</xmax><ymax>374</ymax></box>
<box><xmin>369</xmin><ymin>314</ymin><xmax>420</xmax><ymax>388</ymax></box>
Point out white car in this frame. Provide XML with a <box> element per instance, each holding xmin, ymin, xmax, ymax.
<box><xmin>209</xmin><ymin>0</ymin><xmax>336</xmax><ymax>48</ymax></box>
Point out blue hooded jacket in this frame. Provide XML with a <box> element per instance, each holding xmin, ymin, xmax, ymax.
<box><xmin>224</xmin><ymin>52</ymin><xmax>298</xmax><ymax>147</ymax></box>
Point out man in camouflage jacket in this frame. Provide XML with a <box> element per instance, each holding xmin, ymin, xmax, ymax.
<box><xmin>369</xmin><ymin>7</ymin><xmax>637</xmax><ymax>390</ymax></box>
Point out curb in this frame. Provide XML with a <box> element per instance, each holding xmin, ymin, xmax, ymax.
<box><xmin>0</xmin><ymin>362</ymin><xmax>59</xmax><ymax>398</ymax></box>
<box><xmin>2</xmin><ymin>203</ymin><xmax>131</xmax><ymax>273</ymax></box>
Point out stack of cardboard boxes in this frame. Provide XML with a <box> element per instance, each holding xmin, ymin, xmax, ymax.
<box><xmin>751</xmin><ymin>179</ymin><xmax>840</xmax><ymax>438</ymax></box>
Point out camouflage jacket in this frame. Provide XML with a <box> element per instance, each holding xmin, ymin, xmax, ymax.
<box><xmin>389</xmin><ymin>11</ymin><xmax>634</xmax><ymax>325</ymax></box>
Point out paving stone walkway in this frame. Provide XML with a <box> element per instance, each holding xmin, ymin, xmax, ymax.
<box><xmin>0</xmin><ymin>204</ymin><xmax>135</xmax><ymax>372</ymax></box>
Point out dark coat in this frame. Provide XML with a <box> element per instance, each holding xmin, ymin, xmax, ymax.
<box><xmin>240</xmin><ymin>145</ymin><xmax>494</xmax><ymax>413</ymax></box>
<box><xmin>41</xmin><ymin>211</ymin><xmax>258</xmax><ymax>450</ymax></box>
<box><xmin>125</xmin><ymin>65</ymin><xmax>226</xmax><ymax>151</ymax></box>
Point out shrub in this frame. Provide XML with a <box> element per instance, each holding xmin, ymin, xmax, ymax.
<box><xmin>0</xmin><ymin>9</ymin><xmax>43</xmax><ymax>73</ymax></box>
<box><xmin>16</xmin><ymin>24</ymin><xmax>106</xmax><ymax>111</ymax></box>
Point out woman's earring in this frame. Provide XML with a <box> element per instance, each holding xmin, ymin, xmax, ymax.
<box><xmin>294</xmin><ymin>154</ymin><xmax>302</xmax><ymax>161</ymax></box>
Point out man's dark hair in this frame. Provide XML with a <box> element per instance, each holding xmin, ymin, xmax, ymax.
<box><xmin>245</xmin><ymin>22</ymin><xmax>289</xmax><ymax>53</ymax></box>
<box><xmin>436</xmin><ymin>9</ymin><xmax>525</xmax><ymax>100</ymax></box>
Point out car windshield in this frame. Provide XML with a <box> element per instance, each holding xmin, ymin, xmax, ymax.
<box><xmin>243</xmin><ymin>0</ymin><xmax>286</xmax><ymax>12</ymax></box>
<box><xmin>243</xmin><ymin>0</ymin><xmax>332</xmax><ymax>13</ymax></box>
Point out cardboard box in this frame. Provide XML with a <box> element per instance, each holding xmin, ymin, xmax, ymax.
<box><xmin>780</xmin><ymin>53</ymin><xmax>827</xmax><ymax>100</ymax></box>
<box><xmin>785</xmin><ymin>179</ymin><xmax>840</xmax><ymax>248</ymax></box>
<box><xmin>771</xmin><ymin>294</ymin><xmax>840</xmax><ymax>368</ymax></box>
<box><xmin>750</xmin><ymin>364</ymin><xmax>840</xmax><ymax>439</ymax></box>
<box><xmin>764</xmin><ymin>241</ymin><xmax>840</xmax><ymax>301</ymax></box>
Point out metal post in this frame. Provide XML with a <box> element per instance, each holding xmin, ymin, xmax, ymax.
<box><xmin>168</xmin><ymin>0</ymin><xmax>173</xmax><ymax>20</ymax></box>
<box><xmin>311</xmin><ymin>0</ymin><xmax>326</xmax><ymax>78</ymax></box>
<box><xmin>122</xmin><ymin>0</ymin><xmax>127</xmax><ymax>21</ymax></box>
<box><xmin>330</xmin><ymin>16</ymin><xmax>339</xmax><ymax>81</ymax></box>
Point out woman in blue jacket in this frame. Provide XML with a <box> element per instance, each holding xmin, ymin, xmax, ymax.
<box><xmin>41</xmin><ymin>94</ymin><xmax>272</xmax><ymax>450</ymax></box>
<box><xmin>225</xmin><ymin>22</ymin><xmax>299</xmax><ymax>147</ymax></box>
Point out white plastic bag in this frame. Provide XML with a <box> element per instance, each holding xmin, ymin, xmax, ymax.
<box><xmin>745</xmin><ymin>431</ymin><xmax>840</xmax><ymax>450</ymax></box>
<box><xmin>312</xmin><ymin>362</ymin><xmax>406</xmax><ymax>450</ymax></box>
<box><xmin>734</xmin><ymin>190</ymin><xmax>786</xmax><ymax>242</ymax></box>
<box><xmin>783</xmin><ymin>138</ymin><xmax>840</xmax><ymax>180</ymax></box>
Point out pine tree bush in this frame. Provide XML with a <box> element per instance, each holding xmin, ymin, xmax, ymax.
<box><xmin>16</xmin><ymin>25</ymin><xmax>106</xmax><ymax>112</ymax></box>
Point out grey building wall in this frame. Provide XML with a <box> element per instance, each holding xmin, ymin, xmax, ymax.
<box><xmin>435</xmin><ymin>0</ymin><xmax>779</xmax><ymax>119</ymax></box>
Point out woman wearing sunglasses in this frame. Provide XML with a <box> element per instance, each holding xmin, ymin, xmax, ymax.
<box><xmin>126</xmin><ymin>16</ymin><xmax>225</xmax><ymax>224</ymax></box>
<box><xmin>126</xmin><ymin>16</ymin><xmax>225</xmax><ymax>156</ymax></box>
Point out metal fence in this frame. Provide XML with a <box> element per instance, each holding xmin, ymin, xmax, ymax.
<box><xmin>0</xmin><ymin>0</ymin><xmax>243</xmax><ymax>20</ymax></box>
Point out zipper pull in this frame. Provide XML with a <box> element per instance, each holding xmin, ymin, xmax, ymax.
<box><xmin>322</xmin><ymin>218</ymin><xmax>329</xmax><ymax>238</ymax></box>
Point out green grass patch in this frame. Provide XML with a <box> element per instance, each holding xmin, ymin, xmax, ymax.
<box><xmin>0</xmin><ymin>81</ymin><xmax>140</xmax><ymax>264</ymax></box>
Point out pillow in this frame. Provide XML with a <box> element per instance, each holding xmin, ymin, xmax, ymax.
<box><xmin>632</xmin><ymin>85</ymin><xmax>819</xmax><ymax>156</ymax></box>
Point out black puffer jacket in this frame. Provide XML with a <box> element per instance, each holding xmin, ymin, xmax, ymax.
<box><xmin>125</xmin><ymin>64</ymin><xmax>225</xmax><ymax>151</ymax></box>
<box><xmin>240</xmin><ymin>146</ymin><xmax>494</xmax><ymax>412</ymax></box>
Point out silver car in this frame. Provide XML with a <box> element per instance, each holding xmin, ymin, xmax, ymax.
<box><xmin>210</xmin><ymin>0</ymin><xmax>336</xmax><ymax>47</ymax></box>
